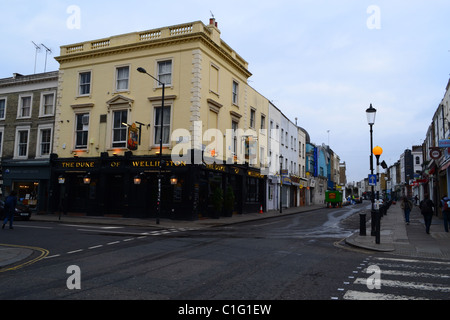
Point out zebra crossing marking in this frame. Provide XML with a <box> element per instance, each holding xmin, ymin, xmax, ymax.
<box><xmin>336</xmin><ymin>256</ymin><xmax>450</xmax><ymax>300</ymax></box>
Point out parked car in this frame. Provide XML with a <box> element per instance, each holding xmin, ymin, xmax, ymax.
<box><xmin>0</xmin><ymin>199</ymin><xmax>32</xmax><ymax>221</ymax></box>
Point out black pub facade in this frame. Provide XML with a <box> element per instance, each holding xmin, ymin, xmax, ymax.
<box><xmin>49</xmin><ymin>151</ymin><xmax>266</xmax><ymax>220</ymax></box>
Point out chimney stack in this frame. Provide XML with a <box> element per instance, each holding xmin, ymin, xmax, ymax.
<box><xmin>209</xmin><ymin>18</ymin><xmax>218</xmax><ymax>28</ymax></box>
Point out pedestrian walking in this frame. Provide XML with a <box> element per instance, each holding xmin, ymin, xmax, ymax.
<box><xmin>419</xmin><ymin>193</ymin><xmax>434</xmax><ymax>234</ymax></box>
<box><xmin>401</xmin><ymin>196</ymin><xmax>413</xmax><ymax>225</ymax></box>
<box><xmin>2</xmin><ymin>190</ymin><xmax>17</xmax><ymax>230</ymax></box>
<box><xmin>441</xmin><ymin>195</ymin><xmax>450</xmax><ymax>232</ymax></box>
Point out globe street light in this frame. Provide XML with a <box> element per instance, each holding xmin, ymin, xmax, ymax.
<box><xmin>137</xmin><ymin>67</ymin><xmax>165</xmax><ymax>225</ymax></box>
<box><xmin>363</xmin><ymin>104</ymin><xmax>377</xmax><ymax>236</ymax></box>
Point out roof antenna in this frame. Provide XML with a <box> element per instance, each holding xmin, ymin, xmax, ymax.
<box><xmin>41</xmin><ymin>43</ymin><xmax>52</xmax><ymax>72</ymax></box>
<box><xmin>210</xmin><ymin>11</ymin><xmax>215</xmax><ymax>19</ymax></box>
<box><xmin>31</xmin><ymin>41</ymin><xmax>41</xmax><ymax>74</ymax></box>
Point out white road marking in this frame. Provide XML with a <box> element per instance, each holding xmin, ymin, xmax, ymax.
<box><xmin>354</xmin><ymin>278</ymin><xmax>450</xmax><ymax>292</ymax></box>
<box><xmin>343</xmin><ymin>290</ymin><xmax>429</xmax><ymax>300</ymax></box>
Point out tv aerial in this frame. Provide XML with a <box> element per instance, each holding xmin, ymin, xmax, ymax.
<box><xmin>31</xmin><ymin>41</ymin><xmax>41</xmax><ymax>74</ymax></box>
<box><xmin>41</xmin><ymin>43</ymin><xmax>52</xmax><ymax>72</ymax></box>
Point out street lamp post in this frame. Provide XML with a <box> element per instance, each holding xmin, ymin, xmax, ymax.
<box><xmin>137</xmin><ymin>67</ymin><xmax>165</xmax><ymax>225</ymax></box>
<box><xmin>364</xmin><ymin>104</ymin><xmax>377</xmax><ymax>236</ymax></box>
<box><xmin>373</xmin><ymin>146</ymin><xmax>383</xmax><ymax>244</ymax></box>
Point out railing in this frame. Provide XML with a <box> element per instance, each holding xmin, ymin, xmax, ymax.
<box><xmin>139</xmin><ymin>30</ymin><xmax>161</xmax><ymax>41</ymax></box>
<box><xmin>91</xmin><ymin>40</ymin><xmax>110</xmax><ymax>50</ymax></box>
<box><xmin>169</xmin><ymin>24</ymin><xmax>193</xmax><ymax>36</ymax></box>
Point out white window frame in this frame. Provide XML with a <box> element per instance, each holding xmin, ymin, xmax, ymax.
<box><xmin>39</xmin><ymin>91</ymin><xmax>56</xmax><ymax>117</ymax></box>
<box><xmin>78</xmin><ymin>71</ymin><xmax>92</xmax><ymax>96</ymax></box>
<box><xmin>250</xmin><ymin>108</ymin><xmax>256</xmax><ymax>129</ymax></box>
<box><xmin>111</xmin><ymin>109</ymin><xmax>129</xmax><ymax>149</ymax></box>
<box><xmin>156</xmin><ymin>59</ymin><xmax>173</xmax><ymax>87</ymax></box>
<box><xmin>0</xmin><ymin>97</ymin><xmax>6</xmax><ymax>120</ymax></box>
<box><xmin>74</xmin><ymin>112</ymin><xmax>90</xmax><ymax>150</ymax></box>
<box><xmin>152</xmin><ymin>104</ymin><xmax>172</xmax><ymax>147</ymax></box>
<box><xmin>115</xmin><ymin>65</ymin><xmax>130</xmax><ymax>92</ymax></box>
<box><xmin>14</xmin><ymin>125</ymin><xmax>31</xmax><ymax>159</ymax></box>
<box><xmin>17</xmin><ymin>93</ymin><xmax>33</xmax><ymax>119</ymax></box>
<box><xmin>209</xmin><ymin>63</ymin><xmax>220</xmax><ymax>95</ymax></box>
<box><xmin>36</xmin><ymin>124</ymin><xmax>53</xmax><ymax>158</ymax></box>
<box><xmin>232</xmin><ymin>80</ymin><xmax>239</xmax><ymax>106</ymax></box>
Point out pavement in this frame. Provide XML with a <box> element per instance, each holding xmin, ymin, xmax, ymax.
<box><xmin>1</xmin><ymin>201</ymin><xmax>450</xmax><ymax>270</ymax></box>
<box><xmin>345</xmin><ymin>202</ymin><xmax>450</xmax><ymax>260</ymax></box>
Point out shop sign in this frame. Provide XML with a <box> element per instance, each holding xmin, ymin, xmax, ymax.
<box><xmin>132</xmin><ymin>160</ymin><xmax>187</xmax><ymax>168</ymax></box>
<box><xmin>127</xmin><ymin>123</ymin><xmax>139</xmax><ymax>151</ymax></box>
<box><xmin>282</xmin><ymin>175</ymin><xmax>291</xmax><ymax>185</ymax></box>
<box><xmin>438</xmin><ymin>140</ymin><xmax>450</xmax><ymax>148</ymax></box>
<box><xmin>248</xmin><ymin>171</ymin><xmax>264</xmax><ymax>179</ymax></box>
<box><xmin>60</xmin><ymin>161</ymin><xmax>97</xmax><ymax>169</ymax></box>
<box><xmin>205</xmin><ymin>163</ymin><xmax>226</xmax><ymax>172</ymax></box>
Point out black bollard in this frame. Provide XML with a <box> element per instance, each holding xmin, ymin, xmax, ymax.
<box><xmin>375</xmin><ymin>209</ymin><xmax>381</xmax><ymax>244</ymax></box>
<box><xmin>359</xmin><ymin>212</ymin><xmax>366</xmax><ymax>236</ymax></box>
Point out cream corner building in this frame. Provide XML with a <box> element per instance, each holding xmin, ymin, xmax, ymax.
<box><xmin>52</xmin><ymin>19</ymin><xmax>270</xmax><ymax>218</ymax></box>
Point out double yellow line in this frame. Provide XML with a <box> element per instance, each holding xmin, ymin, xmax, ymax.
<box><xmin>0</xmin><ymin>244</ymin><xmax>49</xmax><ymax>273</ymax></box>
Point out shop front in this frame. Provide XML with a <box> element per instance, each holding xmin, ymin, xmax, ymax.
<box><xmin>2</xmin><ymin>159</ymin><xmax>52</xmax><ymax>213</ymax></box>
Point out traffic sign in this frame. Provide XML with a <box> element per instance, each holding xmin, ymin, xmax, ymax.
<box><xmin>368</xmin><ymin>174</ymin><xmax>377</xmax><ymax>186</ymax></box>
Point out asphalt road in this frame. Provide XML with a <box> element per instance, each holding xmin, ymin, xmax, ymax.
<box><xmin>1</xmin><ymin>203</ymin><xmax>449</xmax><ymax>306</ymax></box>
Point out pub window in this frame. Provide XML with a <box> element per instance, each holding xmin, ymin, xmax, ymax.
<box><xmin>157</xmin><ymin>60</ymin><xmax>172</xmax><ymax>86</ymax></box>
<box><xmin>210</xmin><ymin>64</ymin><xmax>219</xmax><ymax>94</ymax></box>
<box><xmin>232</xmin><ymin>120</ymin><xmax>238</xmax><ymax>156</ymax></box>
<box><xmin>112</xmin><ymin>110</ymin><xmax>128</xmax><ymax>148</ymax></box>
<box><xmin>75</xmin><ymin>113</ymin><xmax>89</xmax><ymax>149</ymax></box>
<box><xmin>246</xmin><ymin>177</ymin><xmax>260</xmax><ymax>203</ymax></box>
<box><xmin>250</xmin><ymin>109</ymin><xmax>255</xmax><ymax>128</ymax></box>
<box><xmin>232</xmin><ymin>81</ymin><xmax>239</xmax><ymax>105</ymax></box>
<box><xmin>154</xmin><ymin>106</ymin><xmax>171</xmax><ymax>145</ymax></box>
<box><xmin>116</xmin><ymin>66</ymin><xmax>130</xmax><ymax>91</ymax></box>
<box><xmin>79</xmin><ymin>71</ymin><xmax>91</xmax><ymax>96</ymax></box>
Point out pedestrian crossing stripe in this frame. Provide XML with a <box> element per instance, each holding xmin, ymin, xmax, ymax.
<box><xmin>354</xmin><ymin>278</ymin><xmax>450</xmax><ymax>292</ymax></box>
<box><xmin>344</xmin><ymin>290</ymin><xmax>429</xmax><ymax>300</ymax></box>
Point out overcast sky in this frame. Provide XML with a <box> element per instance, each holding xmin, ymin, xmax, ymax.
<box><xmin>1</xmin><ymin>0</ymin><xmax>449</xmax><ymax>183</ymax></box>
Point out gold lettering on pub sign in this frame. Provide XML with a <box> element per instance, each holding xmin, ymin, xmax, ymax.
<box><xmin>61</xmin><ymin>161</ymin><xmax>96</xmax><ymax>168</ymax></box>
<box><xmin>132</xmin><ymin>160</ymin><xmax>187</xmax><ymax>168</ymax></box>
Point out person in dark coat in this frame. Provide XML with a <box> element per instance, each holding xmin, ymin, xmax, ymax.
<box><xmin>2</xmin><ymin>190</ymin><xmax>17</xmax><ymax>230</ymax></box>
<box><xmin>419</xmin><ymin>193</ymin><xmax>434</xmax><ymax>234</ymax></box>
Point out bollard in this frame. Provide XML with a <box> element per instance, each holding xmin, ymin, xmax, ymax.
<box><xmin>375</xmin><ymin>209</ymin><xmax>381</xmax><ymax>244</ymax></box>
<box><xmin>371</xmin><ymin>209</ymin><xmax>377</xmax><ymax>236</ymax></box>
<box><xmin>359</xmin><ymin>212</ymin><xmax>366</xmax><ymax>236</ymax></box>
